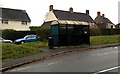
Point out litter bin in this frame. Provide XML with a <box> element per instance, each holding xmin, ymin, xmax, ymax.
<box><xmin>48</xmin><ymin>36</ymin><xmax>53</xmax><ymax>49</ymax></box>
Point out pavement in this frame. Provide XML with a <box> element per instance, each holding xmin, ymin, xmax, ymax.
<box><xmin>1</xmin><ymin>43</ymin><xmax>120</xmax><ymax>72</ymax></box>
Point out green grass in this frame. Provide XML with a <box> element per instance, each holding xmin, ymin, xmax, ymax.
<box><xmin>21</xmin><ymin>41</ymin><xmax>48</xmax><ymax>48</ymax></box>
<box><xmin>2</xmin><ymin>41</ymin><xmax>47</xmax><ymax>61</ymax></box>
<box><xmin>90</xmin><ymin>35</ymin><xmax>120</xmax><ymax>46</ymax></box>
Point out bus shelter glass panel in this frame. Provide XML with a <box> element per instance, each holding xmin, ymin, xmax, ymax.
<box><xmin>60</xmin><ymin>24</ymin><xmax>67</xmax><ymax>35</ymax></box>
<box><xmin>67</xmin><ymin>25</ymin><xmax>73</xmax><ymax>35</ymax></box>
<box><xmin>51</xmin><ymin>25</ymin><xmax>59</xmax><ymax>35</ymax></box>
<box><xmin>73</xmin><ymin>25</ymin><xmax>82</xmax><ymax>35</ymax></box>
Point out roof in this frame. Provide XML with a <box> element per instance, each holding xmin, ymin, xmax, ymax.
<box><xmin>41</xmin><ymin>20</ymin><xmax>91</xmax><ymax>27</ymax></box>
<box><xmin>51</xmin><ymin>20</ymin><xmax>90</xmax><ymax>25</ymax></box>
<box><xmin>116</xmin><ymin>23</ymin><xmax>120</xmax><ymax>25</ymax></box>
<box><xmin>115</xmin><ymin>23</ymin><xmax>120</xmax><ymax>28</ymax></box>
<box><xmin>53</xmin><ymin>10</ymin><xmax>94</xmax><ymax>23</ymax></box>
<box><xmin>42</xmin><ymin>9</ymin><xmax>94</xmax><ymax>27</ymax></box>
<box><xmin>104</xmin><ymin>18</ymin><xmax>113</xmax><ymax>24</ymax></box>
<box><xmin>0</xmin><ymin>8</ymin><xmax>31</xmax><ymax>22</ymax></box>
<box><xmin>41</xmin><ymin>21</ymin><xmax>52</xmax><ymax>27</ymax></box>
<box><xmin>94</xmin><ymin>16</ymin><xmax>113</xmax><ymax>24</ymax></box>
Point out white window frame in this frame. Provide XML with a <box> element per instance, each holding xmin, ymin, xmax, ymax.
<box><xmin>21</xmin><ymin>21</ymin><xmax>27</xmax><ymax>25</ymax></box>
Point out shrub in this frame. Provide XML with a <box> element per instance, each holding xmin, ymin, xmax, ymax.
<box><xmin>90</xmin><ymin>28</ymin><xmax>101</xmax><ymax>36</ymax></box>
<box><xmin>36</xmin><ymin>27</ymin><xmax>50</xmax><ymax>41</ymax></box>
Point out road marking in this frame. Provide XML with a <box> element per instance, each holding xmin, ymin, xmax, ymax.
<box><xmin>97</xmin><ymin>53</ymin><xmax>108</xmax><ymax>56</ymax></box>
<box><xmin>92</xmin><ymin>50</ymin><xmax>118</xmax><ymax>57</ymax></box>
<box><xmin>10</xmin><ymin>67</ymin><xmax>31</xmax><ymax>72</ymax></box>
<box><xmin>114</xmin><ymin>47</ymin><xmax>118</xmax><ymax>49</ymax></box>
<box><xmin>48</xmin><ymin>61</ymin><xmax>63</xmax><ymax>65</ymax></box>
<box><xmin>92</xmin><ymin>53</ymin><xmax>108</xmax><ymax>57</ymax></box>
<box><xmin>94</xmin><ymin>66</ymin><xmax>120</xmax><ymax>74</ymax></box>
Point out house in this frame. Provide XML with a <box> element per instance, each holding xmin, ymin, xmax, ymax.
<box><xmin>43</xmin><ymin>5</ymin><xmax>95</xmax><ymax>47</ymax></box>
<box><xmin>115</xmin><ymin>23</ymin><xmax>120</xmax><ymax>28</ymax></box>
<box><xmin>42</xmin><ymin>5</ymin><xmax>94</xmax><ymax>27</ymax></box>
<box><xmin>0</xmin><ymin>8</ymin><xmax>31</xmax><ymax>31</ymax></box>
<box><xmin>94</xmin><ymin>12</ymin><xmax>115</xmax><ymax>29</ymax></box>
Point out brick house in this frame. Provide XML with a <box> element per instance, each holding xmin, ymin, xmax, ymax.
<box><xmin>94</xmin><ymin>12</ymin><xmax>115</xmax><ymax>29</ymax></box>
<box><xmin>115</xmin><ymin>23</ymin><xmax>120</xmax><ymax>28</ymax></box>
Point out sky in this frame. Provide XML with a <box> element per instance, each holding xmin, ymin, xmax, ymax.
<box><xmin>0</xmin><ymin>0</ymin><xmax>120</xmax><ymax>26</ymax></box>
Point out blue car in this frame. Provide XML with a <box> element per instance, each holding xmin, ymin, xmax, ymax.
<box><xmin>14</xmin><ymin>35</ymin><xmax>38</xmax><ymax>44</ymax></box>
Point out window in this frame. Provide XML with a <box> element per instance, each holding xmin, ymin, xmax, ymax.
<box><xmin>2</xmin><ymin>20</ymin><xmax>8</xmax><ymax>24</ymax></box>
<box><xmin>21</xmin><ymin>21</ymin><xmax>27</xmax><ymax>25</ymax></box>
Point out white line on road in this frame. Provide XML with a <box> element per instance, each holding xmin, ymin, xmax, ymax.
<box><xmin>92</xmin><ymin>51</ymin><xmax>118</xmax><ymax>57</ymax></box>
<box><xmin>10</xmin><ymin>67</ymin><xmax>31</xmax><ymax>72</ymax></box>
<box><xmin>48</xmin><ymin>61</ymin><xmax>63</xmax><ymax>65</ymax></box>
<box><xmin>94</xmin><ymin>66</ymin><xmax>120</xmax><ymax>74</ymax></box>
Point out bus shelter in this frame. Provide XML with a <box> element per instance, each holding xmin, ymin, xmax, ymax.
<box><xmin>48</xmin><ymin>20</ymin><xmax>90</xmax><ymax>49</ymax></box>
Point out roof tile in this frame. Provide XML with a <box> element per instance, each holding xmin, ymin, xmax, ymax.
<box><xmin>0</xmin><ymin>8</ymin><xmax>31</xmax><ymax>22</ymax></box>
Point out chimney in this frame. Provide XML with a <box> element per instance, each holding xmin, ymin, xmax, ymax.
<box><xmin>69</xmin><ymin>7</ymin><xmax>73</xmax><ymax>13</ymax></box>
<box><xmin>86</xmin><ymin>10</ymin><xmax>89</xmax><ymax>15</ymax></box>
<box><xmin>102</xmin><ymin>14</ymin><xmax>105</xmax><ymax>17</ymax></box>
<box><xmin>49</xmin><ymin>5</ymin><xmax>53</xmax><ymax>11</ymax></box>
<box><xmin>97</xmin><ymin>11</ymin><xmax>101</xmax><ymax>16</ymax></box>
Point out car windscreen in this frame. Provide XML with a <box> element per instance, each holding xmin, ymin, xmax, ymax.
<box><xmin>24</xmin><ymin>35</ymin><xmax>36</xmax><ymax>39</ymax></box>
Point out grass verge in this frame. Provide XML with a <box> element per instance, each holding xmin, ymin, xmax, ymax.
<box><xmin>2</xmin><ymin>41</ymin><xmax>47</xmax><ymax>61</ymax></box>
<box><xmin>90</xmin><ymin>35</ymin><xmax>120</xmax><ymax>45</ymax></box>
<box><xmin>21</xmin><ymin>41</ymin><xmax>48</xmax><ymax>48</ymax></box>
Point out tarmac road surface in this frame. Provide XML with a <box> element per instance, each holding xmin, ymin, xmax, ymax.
<box><xmin>5</xmin><ymin>46</ymin><xmax>119</xmax><ymax>73</ymax></box>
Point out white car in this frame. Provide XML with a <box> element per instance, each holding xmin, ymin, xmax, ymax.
<box><xmin>0</xmin><ymin>37</ymin><xmax>13</xmax><ymax>43</ymax></box>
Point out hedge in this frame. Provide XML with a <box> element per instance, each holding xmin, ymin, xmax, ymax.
<box><xmin>29</xmin><ymin>26</ymin><xmax>41</xmax><ymax>31</ymax></box>
<box><xmin>90</xmin><ymin>28</ymin><xmax>120</xmax><ymax>36</ymax></box>
<box><xmin>100</xmin><ymin>29</ymin><xmax>120</xmax><ymax>35</ymax></box>
<box><xmin>2</xmin><ymin>29</ymin><xmax>35</xmax><ymax>41</ymax></box>
<box><xmin>1</xmin><ymin>28</ymin><xmax>120</xmax><ymax>41</ymax></box>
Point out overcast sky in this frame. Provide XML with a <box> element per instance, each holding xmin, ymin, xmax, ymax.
<box><xmin>0</xmin><ymin>0</ymin><xmax>119</xmax><ymax>26</ymax></box>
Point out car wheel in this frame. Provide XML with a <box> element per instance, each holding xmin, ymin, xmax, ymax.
<box><xmin>21</xmin><ymin>41</ymin><xmax>25</xmax><ymax>44</ymax></box>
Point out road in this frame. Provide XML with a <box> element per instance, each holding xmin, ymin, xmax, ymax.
<box><xmin>5</xmin><ymin>46</ymin><xmax>119</xmax><ymax>73</ymax></box>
